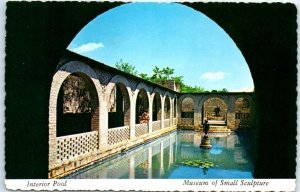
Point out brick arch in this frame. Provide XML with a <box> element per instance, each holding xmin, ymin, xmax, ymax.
<box><xmin>48</xmin><ymin>61</ymin><xmax>102</xmax><ymax>170</ymax></box>
<box><xmin>163</xmin><ymin>95</ymin><xmax>171</xmax><ymax>119</ymax></box>
<box><xmin>106</xmin><ymin>76</ymin><xmax>131</xmax><ymax>128</ymax></box>
<box><xmin>199</xmin><ymin>94</ymin><xmax>228</xmax><ymax>109</ymax></box>
<box><xmin>106</xmin><ymin>75</ymin><xmax>132</xmax><ymax>99</ymax></box>
<box><xmin>233</xmin><ymin>94</ymin><xmax>252</xmax><ymax>107</ymax></box>
<box><xmin>178</xmin><ymin>94</ymin><xmax>197</xmax><ymax>113</ymax></box>
<box><xmin>151</xmin><ymin>92</ymin><xmax>162</xmax><ymax>121</ymax></box>
<box><xmin>153</xmin><ymin>87</ymin><xmax>164</xmax><ymax>95</ymax></box>
<box><xmin>234</xmin><ymin>96</ymin><xmax>252</xmax><ymax>128</ymax></box>
<box><xmin>133</xmin><ymin>82</ymin><xmax>151</xmax><ymax>102</ymax></box>
<box><xmin>202</xmin><ymin>97</ymin><xmax>227</xmax><ymax>122</ymax></box>
<box><xmin>106</xmin><ymin>74</ymin><xmax>132</xmax><ymax>112</ymax></box>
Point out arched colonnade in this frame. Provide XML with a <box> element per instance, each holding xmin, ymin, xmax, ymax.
<box><xmin>48</xmin><ymin>61</ymin><xmax>178</xmax><ymax>177</ymax></box>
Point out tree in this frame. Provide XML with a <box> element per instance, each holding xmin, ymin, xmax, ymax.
<box><xmin>115</xmin><ymin>61</ymin><xmax>211</xmax><ymax>93</ymax></box>
<box><xmin>139</xmin><ymin>73</ymin><xmax>150</xmax><ymax>81</ymax></box>
<box><xmin>115</xmin><ymin>59</ymin><xmax>138</xmax><ymax>75</ymax></box>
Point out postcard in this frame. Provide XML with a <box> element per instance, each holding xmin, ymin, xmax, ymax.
<box><xmin>4</xmin><ymin>1</ymin><xmax>297</xmax><ymax>191</ymax></box>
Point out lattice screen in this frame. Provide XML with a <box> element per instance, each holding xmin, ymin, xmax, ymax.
<box><xmin>108</xmin><ymin>126</ymin><xmax>130</xmax><ymax>145</ymax></box>
<box><xmin>152</xmin><ymin>120</ymin><xmax>161</xmax><ymax>132</ymax></box>
<box><xmin>135</xmin><ymin>123</ymin><xmax>149</xmax><ymax>137</ymax></box>
<box><xmin>96</xmin><ymin>70</ymin><xmax>114</xmax><ymax>85</ymax></box>
<box><xmin>178</xmin><ymin>118</ymin><xmax>193</xmax><ymax>125</ymax></box>
<box><xmin>56</xmin><ymin>131</ymin><xmax>98</xmax><ymax>162</ymax></box>
<box><xmin>164</xmin><ymin>119</ymin><xmax>170</xmax><ymax>128</ymax></box>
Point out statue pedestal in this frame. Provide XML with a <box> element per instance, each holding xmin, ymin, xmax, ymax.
<box><xmin>200</xmin><ymin>136</ymin><xmax>212</xmax><ymax>149</ymax></box>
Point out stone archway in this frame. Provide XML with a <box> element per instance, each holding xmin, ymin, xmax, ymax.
<box><xmin>179</xmin><ymin>97</ymin><xmax>194</xmax><ymax>127</ymax></box>
<box><xmin>107</xmin><ymin>82</ymin><xmax>131</xmax><ymax>128</ymax></box>
<box><xmin>56</xmin><ymin>72</ymin><xmax>99</xmax><ymax>136</ymax></box>
<box><xmin>203</xmin><ymin>97</ymin><xmax>227</xmax><ymax>124</ymax></box>
<box><xmin>234</xmin><ymin>97</ymin><xmax>251</xmax><ymax>128</ymax></box>
<box><xmin>48</xmin><ymin>61</ymin><xmax>102</xmax><ymax>173</ymax></box>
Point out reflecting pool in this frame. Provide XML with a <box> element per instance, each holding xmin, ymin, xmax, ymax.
<box><xmin>67</xmin><ymin>130</ymin><xmax>254</xmax><ymax>179</ymax></box>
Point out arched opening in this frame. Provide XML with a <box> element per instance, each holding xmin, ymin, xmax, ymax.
<box><xmin>135</xmin><ymin>89</ymin><xmax>149</xmax><ymax>124</ymax></box>
<box><xmin>152</xmin><ymin>92</ymin><xmax>161</xmax><ymax>121</ymax></box>
<box><xmin>108</xmin><ymin>83</ymin><xmax>130</xmax><ymax>128</ymax></box>
<box><xmin>152</xmin><ymin>92</ymin><xmax>162</xmax><ymax>132</ymax></box>
<box><xmin>235</xmin><ymin>97</ymin><xmax>251</xmax><ymax>128</ymax></box>
<box><xmin>180</xmin><ymin>97</ymin><xmax>194</xmax><ymax>126</ymax></box>
<box><xmin>202</xmin><ymin>98</ymin><xmax>227</xmax><ymax>125</ymax></box>
<box><xmin>56</xmin><ymin>72</ymin><xmax>99</xmax><ymax>136</ymax></box>
<box><xmin>164</xmin><ymin>96</ymin><xmax>171</xmax><ymax>119</ymax></box>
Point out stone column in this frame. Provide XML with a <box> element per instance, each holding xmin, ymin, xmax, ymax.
<box><xmin>226</xmin><ymin>97</ymin><xmax>236</xmax><ymax>129</ymax></box>
<box><xmin>99</xmin><ymin>96</ymin><xmax>108</xmax><ymax>149</ymax></box>
<box><xmin>161</xmin><ymin>96</ymin><xmax>165</xmax><ymax>129</ymax></box>
<box><xmin>170</xmin><ymin>98</ymin><xmax>173</xmax><ymax>126</ymax></box>
<box><xmin>130</xmin><ymin>93</ymin><xmax>136</xmax><ymax>140</ymax></box>
<box><xmin>194</xmin><ymin>103</ymin><xmax>202</xmax><ymax>129</ymax></box>
<box><xmin>148</xmin><ymin>94</ymin><xmax>153</xmax><ymax>134</ymax></box>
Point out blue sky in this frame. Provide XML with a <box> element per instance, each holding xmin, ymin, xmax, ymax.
<box><xmin>67</xmin><ymin>2</ymin><xmax>254</xmax><ymax>92</ymax></box>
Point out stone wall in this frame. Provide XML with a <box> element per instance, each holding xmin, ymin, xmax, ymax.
<box><xmin>177</xmin><ymin>93</ymin><xmax>253</xmax><ymax>130</ymax></box>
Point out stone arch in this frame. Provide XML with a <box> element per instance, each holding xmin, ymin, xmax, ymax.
<box><xmin>106</xmin><ymin>75</ymin><xmax>131</xmax><ymax>128</ymax></box>
<box><xmin>234</xmin><ymin>97</ymin><xmax>251</xmax><ymax>128</ymax></box>
<box><xmin>152</xmin><ymin>92</ymin><xmax>162</xmax><ymax>121</ymax></box>
<box><xmin>178</xmin><ymin>95</ymin><xmax>195</xmax><ymax>127</ymax></box>
<box><xmin>198</xmin><ymin>94</ymin><xmax>228</xmax><ymax>108</ymax></box>
<box><xmin>56</xmin><ymin>72</ymin><xmax>99</xmax><ymax>136</ymax></box>
<box><xmin>178</xmin><ymin>94</ymin><xmax>197</xmax><ymax>114</ymax></box>
<box><xmin>48</xmin><ymin>61</ymin><xmax>102</xmax><ymax>170</ymax></box>
<box><xmin>164</xmin><ymin>95</ymin><xmax>171</xmax><ymax>119</ymax></box>
<box><xmin>135</xmin><ymin>88</ymin><xmax>150</xmax><ymax>124</ymax></box>
<box><xmin>202</xmin><ymin>97</ymin><xmax>227</xmax><ymax>123</ymax></box>
<box><xmin>49</xmin><ymin>61</ymin><xmax>102</xmax><ymax>135</ymax></box>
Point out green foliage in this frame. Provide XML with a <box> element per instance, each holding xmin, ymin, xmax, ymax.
<box><xmin>181</xmin><ymin>84</ymin><xmax>206</xmax><ymax>93</ymax></box>
<box><xmin>115</xmin><ymin>59</ymin><xmax>228</xmax><ymax>93</ymax></box>
<box><xmin>115</xmin><ymin>59</ymin><xmax>138</xmax><ymax>75</ymax></box>
<box><xmin>182</xmin><ymin>159</ymin><xmax>218</xmax><ymax>168</ymax></box>
<box><xmin>150</xmin><ymin>66</ymin><xmax>175</xmax><ymax>82</ymax></box>
<box><xmin>211</xmin><ymin>88</ymin><xmax>228</xmax><ymax>93</ymax></box>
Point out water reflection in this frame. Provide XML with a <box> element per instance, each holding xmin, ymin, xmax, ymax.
<box><xmin>68</xmin><ymin>130</ymin><xmax>253</xmax><ymax>179</ymax></box>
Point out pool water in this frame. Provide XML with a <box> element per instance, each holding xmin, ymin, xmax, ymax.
<box><xmin>67</xmin><ymin>130</ymin><xmax>254</xmax><ymax>179</ymax></box>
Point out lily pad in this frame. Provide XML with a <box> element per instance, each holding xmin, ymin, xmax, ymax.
<box><xmin>181</xmin><ymin>159</ymin><xmax>218</xmax><ymax>169</ymax></box>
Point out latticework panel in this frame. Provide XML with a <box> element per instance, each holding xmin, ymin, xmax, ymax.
<box><xmin>95</xmin><ymin>70</ymin><xmax>114</xmax><ymax>85</ymax></box>
<box><xmin>178</xmin><ymin>118</ymin><xmax>194</xmax><ymax>125</ymax></box>
<box><xmin>135</xmin><ymin>123</ymin><xmax>149</xmax><ymax>137</ymax></box>
<box><xmin>108</xmin><ymin>126</ymin><xmax>130</xmax><ymax>146</ymax></box>
<box><xmin>152</xmin><ymin>120</ymin><xmax>161</xmax><ymax>132</ymax></box>
<box><xmin>164</xmin><ymin>119</ymin><xmax>170</xmax><ymax>128</ymax></box>
<box><xmin>127</xmin><ymin>79</ymin><xmax>139</xmax><ymax>91</ymax></box>
<box><xmin>56</xmin><ymin>131</ymin><xmax>98</xmax><ymax>162</ymax></box>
